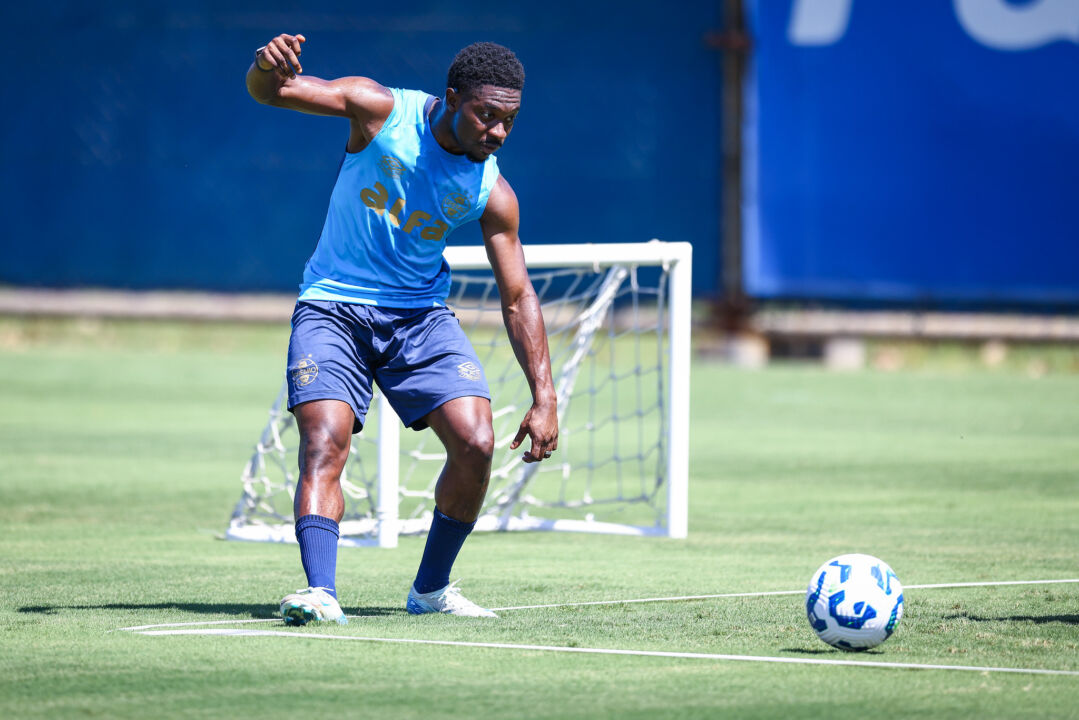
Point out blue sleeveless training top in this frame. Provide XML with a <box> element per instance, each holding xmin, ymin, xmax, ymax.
<box><xmin>297</xmin><ymin>88</ymin><xmax>500</xmax><ymax>307</ymax></box>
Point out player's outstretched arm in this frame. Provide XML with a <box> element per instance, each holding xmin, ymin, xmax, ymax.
<box><xmin>480</xmin><ymin>176</ymin><xmax>558</xmax><ymax>463</ymax></box>
<box><xmin>246</xmin><ymin>33</ymin><xmax>394</xmax><ymax>145</ymax></box>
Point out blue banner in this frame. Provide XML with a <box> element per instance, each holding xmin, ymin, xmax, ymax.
<box><xmin>1</xmin><ymin>2</ymin><xmax>720</xmax><ymax>294</ymax></box>
<box><xmin>744</xmin><ymin>0</ymin><xmax>1079</xmax><ymax>306</ymax></box>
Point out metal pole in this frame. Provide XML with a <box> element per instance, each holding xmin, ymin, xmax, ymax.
<box><xmin>377</xmin><ymin>393</ymin><xmax>400</xmax><ymax>548</ymax></box>
<box><xmin>666</xmin><ymin>245</ymin><xmax>693</xmax><ymax>539</ymax></box>
<box><xmin>707</xmin><ymin>0</ymin><xmax>752</xmax><ymax>332</ymax></box>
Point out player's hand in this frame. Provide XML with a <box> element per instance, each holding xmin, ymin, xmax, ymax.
<box><xmin>257</xmin><ymin>33</ymin><xmax>306</xmax><ymax>79</ymax></box>
<box><xmin>511</xmin><ymin>401</ymin><xmax>558</xmax><ymax>463</ymax></box>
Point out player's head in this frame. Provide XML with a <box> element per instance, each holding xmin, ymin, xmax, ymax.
<box><xmin>444</xmin><ymin>42</ymin><xmax>525</xmax><ymax>163</ymax></box>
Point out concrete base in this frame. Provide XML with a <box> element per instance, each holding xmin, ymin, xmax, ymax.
<box><xmin>824</xmin><ymin>337</ymin><xmax>867</xmax><ymax>370</ymax></box>
<box><xmin>700</xmin><ymin>333</ymin><xmax>769</xmax><ymax>368</ymax></box>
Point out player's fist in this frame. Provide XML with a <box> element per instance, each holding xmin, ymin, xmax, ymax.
<box><xmin>257</xmin><ymin>33</ymin><xmax>306</xmax><ymax>79</ymax></box>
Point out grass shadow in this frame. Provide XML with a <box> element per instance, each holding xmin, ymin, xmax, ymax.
<box><xmin>18</xmin><ymin>602</ymin><xmax>400</xmax><ymax>619</ymax></box>
<box><xmin>780</xmin><ymin>647</ymin><xmax>884</xmax><ymax>655</ymax></box>
<box><xmin>943</xmin><ymin>613</ymin><xmax>1079</xmax><ymax>625</ymax></box>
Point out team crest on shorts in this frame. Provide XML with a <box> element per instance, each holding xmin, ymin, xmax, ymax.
<box><xmin>290</xmin><ymin>357</ymin><xmax>319</xmax><ymax>387</ymax></box>
<box><xmin>441</xmin><ymin>189</ymin><xmax>473</xmax><ymax>219</ymax></box>
<box><xmin>378</xmin><ymin>155</ymin><xmax>406</xmax><ymax>179</ymax></box>
<box><xmin>457</xmin><ymin>361</ymin><xmax>482</xmax><ymax>381</ymax></box>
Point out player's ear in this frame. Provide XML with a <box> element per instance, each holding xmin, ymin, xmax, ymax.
<box><xmin>445</xmin><ymin>87</ymin><xmax>460</xmax><ymax>113</ymax></box>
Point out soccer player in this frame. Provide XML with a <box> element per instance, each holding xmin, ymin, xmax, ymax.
<box><xmin>246</xmin><ymin>33</ymin><xmax>558</xmax><ymax>622</ymax></box>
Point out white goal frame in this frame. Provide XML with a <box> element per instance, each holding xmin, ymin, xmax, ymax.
<box><xmin>228</xmin><ymin>240</ymin><xmax>692</xmax><ymax>547</ymax></box>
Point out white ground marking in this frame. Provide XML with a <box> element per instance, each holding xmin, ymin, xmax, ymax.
<box><xmin>118</xmin><ymin>617</ymin><xmax>283</xmax><ymax>632</ymax></box>
<box><xmin>489</xmin><ymin>577</ymin><xmax>1079</xmax><ymax>612</ymax></box>
<box><xmin>905</xmin><ymin>579</ymin><xmax>1079</xmax><ymax>590</ymax></box>
<box><xmin>133</xmin><ymin>628</ymin><xmax>1079</xmax><ymax>677</ymax></box>
<box><xmin>490</xmin><ymin>588</ymin><xmax>804</xmax><ymax>611</ymax></box>
<box><xmin>117</xmin><ymin>577</ymin><xmax>1079</xmax><ymax>632</ymax></box>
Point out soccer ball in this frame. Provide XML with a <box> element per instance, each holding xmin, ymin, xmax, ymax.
<box><xmin>805</xmin><ymin>553</ymin><xmax>904</xmax><ymax>651</ymax></box>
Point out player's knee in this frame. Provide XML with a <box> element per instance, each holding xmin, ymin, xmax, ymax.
<box><xmin>454</xmin><ymin>424</ymin><xmax>494</xmax><ymax>468</ymax></box>
<box><xmin>299</xmin><ymin>426</ymin><xmax>350</xmax><ymax>478</ymax></box>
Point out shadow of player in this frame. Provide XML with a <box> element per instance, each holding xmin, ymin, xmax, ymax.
<box><xmin>18</xmin><ymin>602</ymin><xmax>401</xmax><ymax>619</ymax></box>
<box><xmin>780</xmin><ymin>647</ymin><xmax>886</xmax><ymax>655</ymax></box>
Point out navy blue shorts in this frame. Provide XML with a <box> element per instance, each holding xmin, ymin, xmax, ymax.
<box><xmin>285</xmin><ymin>301</ymin><xmax>490</xmax><ymax>434</ymax></box>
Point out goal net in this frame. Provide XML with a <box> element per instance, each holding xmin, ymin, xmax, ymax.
<box><xmin>226</xmin><ymin>241</ymin><xmax>691</xmax><ymax>547</ymax></box>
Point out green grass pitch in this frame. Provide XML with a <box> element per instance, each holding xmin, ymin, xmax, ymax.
<box><xmin>1</xmin><ymin>317</ymin><xmax>1077</xmax><ymax>719</ymax></box>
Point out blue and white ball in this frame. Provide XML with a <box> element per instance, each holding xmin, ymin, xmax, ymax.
<box><xmin>805</xmin><ymin>553</ymin><xmax>904</xmax><ymax>651</ymax></box>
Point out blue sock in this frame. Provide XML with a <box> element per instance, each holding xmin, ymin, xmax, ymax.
<box><xmin>413</xmin><ymin>508</ymin><xmax>475</xmax><ymax>594</ymax></box>
<box><xmin>295</xmin><ymin>514</ymin><xmax>340</xmax><ymax>599</ymax></box>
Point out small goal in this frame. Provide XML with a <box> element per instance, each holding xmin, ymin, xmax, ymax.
<box><xmin>227</xmin><ymin>241</ymin><xmax>692</xmax><ymax>547</ymax></box>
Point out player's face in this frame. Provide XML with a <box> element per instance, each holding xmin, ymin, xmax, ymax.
<box><xmin>449</xmin><ymin>85</ymin><xmax>521</xmax><ymax>163</ymax></box>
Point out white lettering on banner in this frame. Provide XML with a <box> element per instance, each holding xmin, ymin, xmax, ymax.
<box><xmin>788</xmin><ymin>0</ymin><xmax>852</xmax><ymax>46</ymax></box>
<box><xmin>954</xmin><ymin>0</ymin><xmax>1079</xmax><ymax>51</ymax></box>
<box><xmin>788</xmin><ymin>0</ymin><xmax>1079</xmax><ymax>50</ymax></box>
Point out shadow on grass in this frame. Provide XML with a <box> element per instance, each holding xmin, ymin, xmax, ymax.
<box><xmin>17</xmin><ymin>602</ymin><xmax>400</xmax><ymax>619</ymax></box>
<box><xmin>943</xmin><ymin>613</ymin><xmax>1079</xmax><ymax>625</ymax></box>
<box><xmin>780</xmin><ymin>647</ymin><xmax>884</xmax><ymax>655</ymax></box>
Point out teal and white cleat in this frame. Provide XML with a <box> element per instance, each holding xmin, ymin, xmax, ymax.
<box><xmin>406</xmin><ymin>580</ymin><xmax>498</xmax><ymax>618</ymax></box>
<box><xmin>279</xmin><ymin>587</ymin><xmax>348</xmax><ymax>626</ymax></box>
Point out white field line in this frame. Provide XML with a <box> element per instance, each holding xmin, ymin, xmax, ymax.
<box><xmin>133</xmin><ymin>628</ymin><xmax>1079</xmax><ymax>677</ymax></box>
<box><xmin>905</xmin><ymin>579</ymin><xmax>1079</xmax><ymax>590</ymax></box>
<box><xmin>489</xmin><ymin>577</ymin><xmax>1079</xmax><ymax>612</ymax></box>
<box><xmin>116</xmin><ymin>577</ymin><xmax>1079</xmax><ymax>633</ymax></box>
<box><xmin>490</xmin><ymin>588</ymin><xmax>804</xmax><ymax>611</ymax></box>
<box><xmin>118</xmin><ymin>617</ymin><xmax>284</xmax><ymax>632</ymax></box>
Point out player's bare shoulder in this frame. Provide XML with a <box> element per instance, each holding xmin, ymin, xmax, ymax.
<box><xmin>277</xmin><ymin>75</ymin><xmax>393</xmax><ymax>145</ymax></box>
<box><xmin>327</xmin><ymin>76</ymin><xmax>394</xmax><ymax>149</ymax></box>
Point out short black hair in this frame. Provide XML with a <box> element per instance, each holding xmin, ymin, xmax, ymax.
<box><xmin>446</xmin><ymin>42</ymin><xmax>525</xmax><ymax>95</ymax></box>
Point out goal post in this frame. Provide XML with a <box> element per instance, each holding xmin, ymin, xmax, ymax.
<box><xmin>227</xmin><ymin>240</ymin><xmax>692</xmax><ymax>547</ymax></box>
